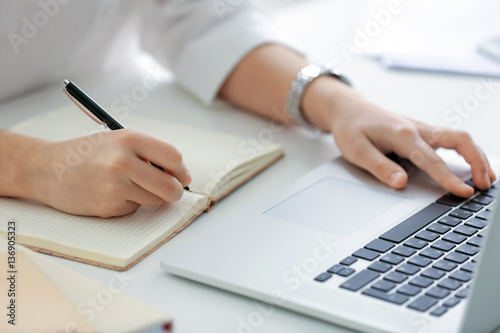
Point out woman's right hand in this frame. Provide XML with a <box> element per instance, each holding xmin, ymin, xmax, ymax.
<box><xmin>22</xmin><ymin>129</ymin><xmax>191</xmax><ymax>217</ymax></box>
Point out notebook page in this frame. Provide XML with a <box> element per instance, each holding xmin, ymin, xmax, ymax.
<box><xmin>0</xmin><ymin>191</ymin><xmax>209</xmax><ymax>268</ymax></box>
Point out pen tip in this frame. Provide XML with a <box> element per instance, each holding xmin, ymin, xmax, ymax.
<box><xmin>184</xmin><ymin>186</ymin><xmax>191</xmax><ymax>192</ymax></box>
<box><xmin>62</xmin><ymin>79</ymin><xmax>70</xmax><ymax>86</ymax></box>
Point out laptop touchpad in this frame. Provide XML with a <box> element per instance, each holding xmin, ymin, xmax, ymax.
<box><xmin>264</xmin><ymin>177</ymin><xmax>406</xmax><ymax>236</ymax></box>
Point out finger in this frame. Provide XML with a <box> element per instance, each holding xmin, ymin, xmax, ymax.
<box><xmin>128</xmin><ymin>157</ymin><xmax>185</xmax><ymax>202</ymax></box>
<box><xmin>478</xmin><ymin>146</ymin><xmax>496</xmax><ymax>182</ymax></box>
<box><xmin>343</xmin><ymin>136</ymin><xmax>408</xmax><ymax>189</ymax></box>
<box><xmin>421</xmin><ymin>128</ymin><xmax>491</xmax><ymax>190</ymax></box>
<box><xmin>395</xmin><ymin>133</ymin><xmax>474</xmax><ymax>197</ymax></box>
<box><xmin>96</xmin><ymin>201</ymin><xmax>140</xmax><ymax>218</ymax></box>
<box><xmin>119</xmin><ymin>130</ymin><xmax>191</xmax><ymax>186</ymax></box>
<box><xmin>126</xmin><ymin>180</ymin><xmax>167</xmax><ymax>207</ymax></box>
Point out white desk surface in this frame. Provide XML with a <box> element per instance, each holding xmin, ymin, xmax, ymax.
<box><xmin>2</xmin><ymin>1</ymin><xmax>499</xmax><ymax>332</ymax></box>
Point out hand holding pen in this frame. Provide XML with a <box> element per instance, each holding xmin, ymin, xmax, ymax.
<box><xmin>22</xmin><ymin>80</ymin><xmax>192</xmax><ymax>218</ymax></box>
<box><xmin>63</xmin><ymin>79</ymin><xmax>190</xmax><ymax>191</ymax></box>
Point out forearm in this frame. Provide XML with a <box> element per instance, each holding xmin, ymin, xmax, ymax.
<box><xmin>219</xmin><ymin>44</ymin><xmax>306</xmax><ymax>124</ymax></box>
<box><xmin>0</xmin><ymin>130</ymin><xmax>45</xmax><ymax>199</ymax></box>
<box><xmin>218</xmin><ymin>43</ymin><xmax>356</xmax><ymax>130</ymax></box>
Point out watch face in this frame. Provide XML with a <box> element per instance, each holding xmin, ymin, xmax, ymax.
<box><xmin>300</xmin><ymin>65</ymin><xmax>321</xmax><ymax>80</ymax></box>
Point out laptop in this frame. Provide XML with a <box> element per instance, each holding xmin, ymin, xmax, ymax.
<box><xmin>160</xmin><ymin>152</ymin><xmax>500</xmax><ymax>333</ymax></box>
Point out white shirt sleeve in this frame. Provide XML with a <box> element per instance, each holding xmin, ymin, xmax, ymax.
<box><xmin>139</xmin><ymin>0</ymin><xmax>304</xmax><ymax>105</ymax></box>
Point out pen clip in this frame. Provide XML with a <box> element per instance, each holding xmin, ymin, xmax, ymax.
<box><xmin>64</xmin><ymin>88</ymin><xmax>107</xmax><ymax>128</ymax></box>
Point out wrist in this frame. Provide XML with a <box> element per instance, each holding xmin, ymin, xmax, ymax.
<box><xmin>0</xmin><ymin>131</ymin><xmax>49</xmax><ymax>200</ymax></box>
<box><xmin>301</xmin><ymin>76</ymin><xmax>364</xmax><ymax>132</ymax></box>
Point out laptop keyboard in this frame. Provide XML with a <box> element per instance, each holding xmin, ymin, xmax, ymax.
<box><xmin>313</xmin><ymin>180</ymin><xmax>495</xmax><ymax>317</ymax></box>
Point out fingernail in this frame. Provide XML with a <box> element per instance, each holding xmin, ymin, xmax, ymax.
<box><xmin>389</xmin><ymin>172</ymin><xmax>405</xmax><ymax>188</ymax></box>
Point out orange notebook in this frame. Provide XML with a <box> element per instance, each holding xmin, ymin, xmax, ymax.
<box><xmin>0</xmin><ymin>240</ymin><xmax>173</xmax><ymax>333</ymax></box>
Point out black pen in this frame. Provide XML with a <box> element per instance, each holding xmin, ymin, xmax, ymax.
<box><xmin>62</xmin><ymin>79</ymin><xmax>190</xmax><ymax>191</ymax></box>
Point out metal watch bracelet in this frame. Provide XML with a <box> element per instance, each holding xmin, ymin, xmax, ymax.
<box><xmin>286</xmin><ymin>63</ymin><xmax>352</xmax><ymax>133</ymax></box>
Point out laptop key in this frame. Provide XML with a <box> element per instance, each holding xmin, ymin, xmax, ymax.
<box><xmin>443</xmin><ymin>297</ymin><xmax>461</xmax><ymax>308</ymax></box>
<box><xmin>415</xmin><ymin>230</ymin><xmax>439</xmax><ymax>242</ymax></box>
<box><xmin>438</xmin><ymin>278</ymin><xmax>463</xmax><ymax>290</ymax></box>
<box><xmin>460</xmin><ymin>262</ymin><xmax>475</xmax><ymax>273</ymax></box>
<box><xmin>444</xmin><ymin>252</ymin><xmax>469</xmax><ymax>264</ymax></box>
<box><xmin>478</xmin><ymin>230</ymin><xmax>487</xmax><ymax>237</ymax></box>
<box><xmin>314</xmin><ymin>272</ymin><xmax>332</xmax><ymax>282</ymax></box>
<box><xmin>465</xmin><ymin>218</ymin><xmax>487</xmax><ymax>229</ymax></box>
<box><xmin>352</xmin><ymin>248</ymin><xmax>380</xmax><ymax>261</ymax></box>
<box><xmin>454</xmin><ymin>225</ymin><xmax>478</xmax><ymax>237</ymax></box>
<box><xmin>380</xmin><ymin>253</ymin><xmax>405</xmax><ymax>265</ymax></box>
<box><xmin>466</xmin><ymin>236</ymin><xmax>482</xmax><ymax>247</ymax></box>
<box><xmin>397</xmin><ymin>284</ymin><xmax>421</xmax><ymax>297</ymax></box>
<box><xmin>472</xmin><ymin>195</ymin><xmax>493</xmax><ymax>205</ymax></box>
<box><xmin>396</xmin><ymin>264</ymin><xmax>420</xmax><ymax>275</ymax></box>
<box><xmin>450</xmin><ymin>270</ymin><xmax>472</xmax><ymax>282</ymax></box>
<box><xmin>368</xmin><ymin>261</ymin><xmax>392</xmax><ymax>273</ymax></box>
<box><xmin>420</xmin><ymin>248</ymin><xmax>444</xmax><ymax>259</ymax></box>
<box><xmin>384</xmin><ymin>272</ymin><xmax>408</xmax><ymax>284</ymax></box>
<box><xmin>364</xmin><ymin>239</ymin><xmax>395</xmax><ymax>253</ymax></box>
<box><xmin>371</xmin><ymin>280</ymin><xmax>396</xmax><ymax>292</ymax></box>
<box><xmin>482</xmin><ymin>187</ymin><xmax>496</xmax><ymax>197</ymax></box>
<box><xmin>427</xmin><ymin>223</ymin><xmax>451</xmax><ymax>235</ymax></box>
<box><xmin>409</xmin><ymin>276</ymin><xmax>433</xmax><ymax>288</ymax></box>
<box><xmin>379</xmin><ymin>203</ymin><xmax>450</xmax><ymax>243</ymax></box>
<box><xmin>431</xmin><ymin>240</ymin><xmax>455</xmax><ymax>252</ymax></box>
<box><xmin>426</xmin><ymin>286</ymin><xmax>451</xmax><ymax>299</ymax></box>
<box><xmin>433</xmin><ymin>260</ymin><xmax>457</xmax><ymax>272</ymax></box>
<box><xmin>404</xmin><ymin>238</ymin><xmax>428</xmax><ymax>249</ymax></box>
<box><xmin>340</xmin><ymin>270</ymin><xmax>380</xmax><ymax>291</ymax></box>
<box><xmin>456</xmin><ymin>288</ymin><xmax>469</xmax><ymax>299</ymax></box>
<box><xmin>337</xmin><ymin>267</ymin><xmax>355</xmax><ymax>277</ymax></box>
<box><xmin>456</xmin><ymin>244</ymin><xmax>479</xmax><ymax>256</ymax></box>
<box><xmin>442</xmin><ymin>233</ymin><xmax>467</xmax><ymax>244</ymax></box>
<box><xmin>340</xmin><ymin>256</ymin><xmax>358</xmax><ymax>266</ymax></box>
<box><xmin>460</xmin><ymin>202</ymin><xmax>484</xmax><ymax>212</ymax></box>
<box><xmin>408</xmin><ymin>256</ymin><xmax>432</xmax><ymax>267</ymax></box>
<box><xmin>327</xmin><ymin>264</ymin><xmax>345</xmax><ymax>274</ymax></box>
<box><xmin>422</xmin><ymin>268</ymin><xmax>446</xmax><ymax>280</ymax></box>
<box><xmin>362</xmin><ymin>288</ymin><xmax>409</xmax><ymax>305</ymax></box>
<box><xmin>449</xmin><ymin>209</ymin><xmax>473</xmax><ymax>219</ymax></box>
<box><xmin>408</xmin><ymin>295</ymin><xmax>438</xmax><ymax>312</ymax></box>
<box><xmin>430</xmin><ymin>306</ymin><xmax>448</xmax><ymax>317</ymax></box>
<box><xmin>392</xmin><ymin>245</ymin><xmax>416</xmax><ymax>257</ymax></box>
<box><xmin>476</xmin><ymin>210</ymin><xmax>491</xmax><ymax>220</ymax></box>
<box><xmin>438</xmin><ymin>216</ymin><xmax>462</xmax><ymax>227</ymax></box>
<box><xmin>437</xmin><ymin>194</ymin><xmax>466</xmax><ymax>207</ymax></box>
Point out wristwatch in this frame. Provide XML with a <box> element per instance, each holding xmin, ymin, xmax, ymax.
<box><xmin>286</xmin><ymin>63</ymin><xmax>352</xmax><ymax>133</ymax></box>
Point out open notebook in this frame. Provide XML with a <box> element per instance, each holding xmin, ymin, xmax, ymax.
<box><xmin>0</xmin><ymin>107</ymin><xmax>283</xmax><ymax>270</ymax></box>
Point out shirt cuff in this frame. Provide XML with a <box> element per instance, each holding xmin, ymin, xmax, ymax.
<box><xmin>174</xmin><ymin>11</ymin><xmax>305</xmax><ymax>105</ymax></box>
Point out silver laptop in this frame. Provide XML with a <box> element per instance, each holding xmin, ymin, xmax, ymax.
<box><xmin>161</xmin><ymin>153</ymin><xmax>500</xmax><ymax>333</ymax></box>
